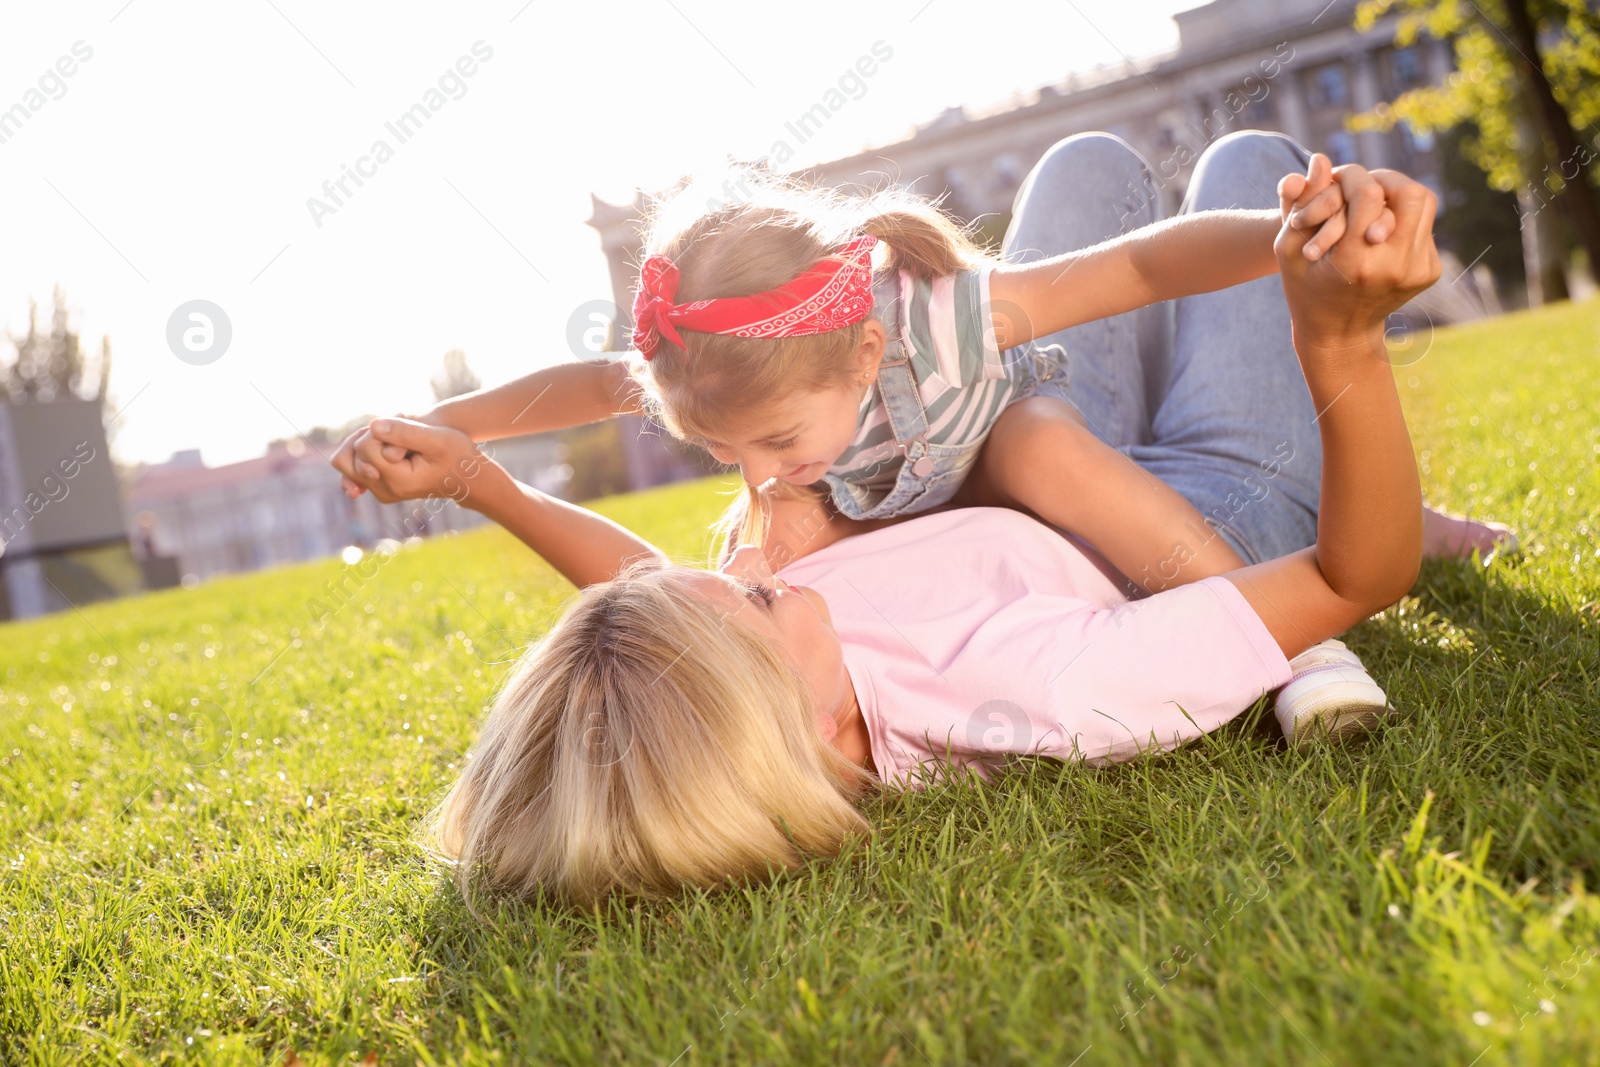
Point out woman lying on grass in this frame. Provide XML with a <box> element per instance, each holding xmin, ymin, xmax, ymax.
<box><xmin>337</xmin><ymin>134</ymin><xmax>1441</xmax><ymax>910</ymax></box>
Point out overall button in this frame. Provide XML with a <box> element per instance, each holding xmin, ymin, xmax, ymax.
<box><xmin>910</xmin><ymin>456</ymin><xmax>934</xmax><ymax>478</ymax></box>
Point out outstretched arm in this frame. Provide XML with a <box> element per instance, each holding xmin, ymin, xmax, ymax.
<box><xmin>335</xmin><ymin>418</ymin><xmax>666</xmax><ymax>588</ymax></box>
<box><xmin>986</xmin><ymin>153</ymin><xmax>1389</xmax><ymax>348</ymax></box>
<box><xmin>429</xmin><ymin>358</ymin><xmax>643</xmax><ymax>442</ymax></box>
<box><xmin>1224</xmin><ymin>165</ymin><xmax>1435</xmax><ymax>657</ymax></box>
<box><xmin>987</xmin><ymin>209</ymin><xmax>1279</xmax><ymax>347</ymax></box>
<box><xmin>332</xmin><ymin>358</ymin><xmax>643</xmax><ymax>500</ymax></box>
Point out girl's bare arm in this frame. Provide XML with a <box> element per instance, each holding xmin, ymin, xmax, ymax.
<box><xmin>427</xmin><ymin>359</ymin><xmax>644</xmax><ymax>442</ymax></box>
<box><xmin>988</xmin><ymin>209</ymin><xmax>1281</xmax><ymax>348</ymax></box>
<box><xmin>986</xmin><ymin>153</ymin><xmax>1356</xmax><ymax>349</ymax></box>
<box><xmin>334</xmin><ymin>359</ymin><xmax>644</xmax><ymax>499</ymax></box>
<box><xmin>336</xmin><ymin>417</ymin><xmax>665</xmax><ymax>588</ymax></box>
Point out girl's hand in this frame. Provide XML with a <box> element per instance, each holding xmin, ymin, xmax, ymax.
<box><xmin>332</xmin><ymin>417</ymin><xmax>495</xmax><ymax>506</ymax></box>
<box><xmin>332</xmin><ymin>423</ymin><xmax>373</xmax><ymax>498</ymax></box>
<box><xmin>1278</xmin><ymin>153</ymin><xmax>1342</xmax><ymax>261</ymax></box>
<box><xmin>1274</xmin><ymin>165</ymin><xmax>1441</xmax><ymax>347</ymax></box>
<box><xmin>332</xmin><ymin>409</ymin><xmax>449</xmax><ymax>499</ymax></box>
<box><xmin>1278</xmin><ymin>153</ymin><xmax>1398</xmax><ymax>262</ymax></box>
<box><xmin>1329</xmin><ymin>162</ymin><xmax>1399</xmax><ymax>252</ymax></box>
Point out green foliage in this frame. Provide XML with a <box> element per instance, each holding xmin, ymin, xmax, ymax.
<box><xmin>1352</xmin><ymin>0</ymin><xmax>1600</xmax><ymax>193</ymax></box>
<box><xmin>2</xmin><ymin>300</ymin><xmax>1599</xmax><ymax>1064</ymax></box>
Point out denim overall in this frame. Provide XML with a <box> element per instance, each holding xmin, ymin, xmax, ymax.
<box><xmin>823</xmin><ymin>273</ymin><xmax>1067</xmax><ymax>522</ymax></box>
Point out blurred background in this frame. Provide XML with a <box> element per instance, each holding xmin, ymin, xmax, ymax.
<box><xmin>1</xmin><ymin>0</ymin><xmax>1595</xmax><ymax>620</ymax></box>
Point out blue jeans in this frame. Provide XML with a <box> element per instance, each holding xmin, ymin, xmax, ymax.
<box><xmin>1002</xmin><ymin>130</ymin><xmax>1322</xmax><ymax>564</ymax></box>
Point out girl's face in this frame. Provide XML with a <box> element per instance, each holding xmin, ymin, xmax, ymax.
<box><xmin>697</xmin><ymin>318</ymin><xmax>884</xmax><ymax>488</ymax></box>
<box><xmin>676</xmin><ymin>547</ymin><xmax>853</xmax><ymax>740</ymax></box>
<box><xmin>702</xmin><ymin>383</ymin><xmax>866</xmax><ymax>489</ymax></box>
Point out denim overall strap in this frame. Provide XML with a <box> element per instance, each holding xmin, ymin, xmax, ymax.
<box><xmin>873</xmin><ymin>277</ymin><xmax>936</xmax><ymax>478</ymax></box>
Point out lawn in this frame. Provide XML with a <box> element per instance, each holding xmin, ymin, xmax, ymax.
<box><xmin>3</xmin><ymin>298</ymin><xmax>1598</xmax><ymax>1066</ymax></box>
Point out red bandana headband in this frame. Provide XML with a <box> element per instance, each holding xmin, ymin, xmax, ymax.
<box><xmin>631</xmin><ymin>234</ymin><xmax>878</xmax><ymax>359</ymax></box>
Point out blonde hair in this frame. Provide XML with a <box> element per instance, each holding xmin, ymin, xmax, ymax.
<box><xmin>632</xmin><ymin>166</ymin><xmax>995</xmax><ymax>550</ymax></box>
<box><xmin>710</xmin><ymin>477</ymin><xmax>835</xmax><ymax>569</ymax></box>
<box><xmin>422</xmin><ymin>560</ymin><xmax>878</xmax><ymax>914</ymax></box>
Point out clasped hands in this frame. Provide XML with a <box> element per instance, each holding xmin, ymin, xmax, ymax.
<box><xmin>1274</xmin><ymin>150</ymin><xmax>1443</xmax><ymax>347</ymax></box>
<box><xmin>331</xmin><ymin>413</ymin><xmax>488</xmax><ymax>505</ymax></box>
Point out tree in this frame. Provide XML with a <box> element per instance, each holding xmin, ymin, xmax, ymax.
<box><xmin>1433</xmin><ymin>124</ymin><xmax>1527</xmax><ymax>295</ymax></box>
<box><xmin>3</xmin><ymin>286</ymin><xmax>112</xmax><ymax>405</ymax></box>
<box><xmin>1350</xmin><ymin>0</ymin><xmax>1600</xmax><ymax>297</ymax></box>
<box><xmin>430</xmin><ymin>348</ymin><xmax>481</xmax><ymax>402</ymax></box>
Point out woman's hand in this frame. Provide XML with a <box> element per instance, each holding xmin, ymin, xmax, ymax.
<box><xmin>1278</xmin><ymin>153</ymin><xmax>1398</xmax><ymax>262</ymax></box>
<box><xmin>1274</xmin><ymin>163</ymin><xmax>1441</xmax><ymax>351</ymax></box>
<box><xmin>330</xmin><ymin>417</ymin><xmax>498</xmax><ymax>507</ymax></box>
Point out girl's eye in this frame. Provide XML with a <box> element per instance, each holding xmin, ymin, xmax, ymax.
<box><xmin>768</xmin><ymin>437</ymin><xmax>799</xmax><ymax>452</ymax></box>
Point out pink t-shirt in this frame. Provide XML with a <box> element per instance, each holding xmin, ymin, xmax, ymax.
<box><xmin>776</xmin><ymin>508</ymin><xmax>1294</xmax><ymax>789</ymax></box>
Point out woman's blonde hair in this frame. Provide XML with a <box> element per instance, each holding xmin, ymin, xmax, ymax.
<box><xmin>631</xmin><ymin>166</ymin><xmax>995</xmax><ymax>550</ymax></box>
<box><xmin>421</xmin><ymin>560</ymin><xmax>878</xmax><ymax>914</ymax></box>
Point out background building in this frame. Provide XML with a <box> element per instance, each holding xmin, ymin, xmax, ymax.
<box><xmin>0</xmin><ymin>398</ymin><xmax>140</xmax><ymax>620</ymax></box>
<box><xmin>590</xmin><ymin>0</ymin><xmax>1495</xmax><ymax>322</ymax></box>
<box><xmin>124</xmin><ymin>433</ymin><xmax>570</xmax><ymax>586</ymax></box>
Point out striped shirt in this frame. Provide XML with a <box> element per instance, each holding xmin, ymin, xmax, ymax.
<box><xmin>828</xmin><ymin>267</ymin><xmax>1029</xmax><ymax>508</ymax></box>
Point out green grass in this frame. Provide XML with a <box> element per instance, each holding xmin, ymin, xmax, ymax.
<box><xmin>3</xmin><ymin>299</ymin><xmax>1599</xmax><ymax>1066</ymax></box>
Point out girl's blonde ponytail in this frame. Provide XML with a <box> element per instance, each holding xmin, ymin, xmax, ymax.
<box><xmin>856</xmin><ymin>194</ymin><xmax>992</xmax><ymax>279</ymax></box>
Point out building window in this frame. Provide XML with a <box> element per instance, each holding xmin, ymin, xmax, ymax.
<box><xmin>1393</xmin><ymin>46</ymin><xmax>1424</xmax><ymax>88</ymax></box>
<box><xmin>1307</xmin><ymin>64</ymin><xmax>1349</xmax><ymax>109</ymax></box>
<box><xmin>1326</xmin><ymin>130</ymin><xmax>1357</xmax><ymax>165</ymax></box>
<box><xmin>1244</xmin><ymin>92</ymin><xmax>1274</xmax><ymax>124</ymax></box>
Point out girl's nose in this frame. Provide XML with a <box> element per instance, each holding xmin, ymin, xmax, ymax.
<box><xmin>739</xmin><ymin>456</ymin><xmax>779</xmax><ymax>487</ymax></box>
<box><xmin>721</xmin><ymin>545</ymin><xmax>772</xmax><ymax>582</ymax></box>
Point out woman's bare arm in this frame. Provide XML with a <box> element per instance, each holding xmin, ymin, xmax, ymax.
<box><xmin>1223</xmin><ymin>166</ymin><xmax>1436</xmax><ymax>658</ymax></box>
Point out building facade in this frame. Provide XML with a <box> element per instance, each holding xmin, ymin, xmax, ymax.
<box><xmin>0</xmin><ymin>398</ymin><xmax>140</xmax><ymax>620</ymax></box>
<box><xmin>125</xmin><ymin>433</ymin><xmax>570</xmax><ymax>586</ymax></box>
<box><xmin>589</xmin><ymin>0</ymin><xmax>1456</xmax><ymax>307</ymax></box>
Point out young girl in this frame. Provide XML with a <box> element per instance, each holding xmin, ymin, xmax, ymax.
<box><xmin>389</xmin><ymin>159</ymin><xmax>1355</xmax><ymax>593</ymax></box>
<box><xmin>333</xmin><ymin>135</ymin><xmax>1447</xmax><ymax>909</ymax></box>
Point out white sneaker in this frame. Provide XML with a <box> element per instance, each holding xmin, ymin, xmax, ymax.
<box><xmin>1274</xmin><ymin>639</ymin><xmax>1391</xmax><ymax>746</ymax></box>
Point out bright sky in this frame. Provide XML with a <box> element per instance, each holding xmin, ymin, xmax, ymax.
<box><xmin>0</xmin><ymin>0</ymin><xmax>1189</xmax><ymax>467</ymax></box>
